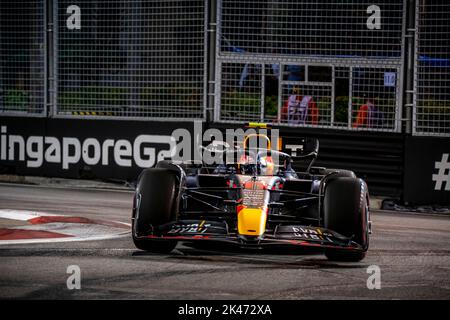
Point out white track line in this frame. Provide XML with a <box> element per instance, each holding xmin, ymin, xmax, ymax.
<box><xmin>0</xmin><ymin>231</ymin><xmax>130</xmax><ymax>245</ymax></box>
<box><xmin>0</xmin><ymin>209</ymin><xmax>58</xmax><ymax>221</ymax></box>
<box><xmin>0</xmin><ymin>209</ymin><xmax>130</xmax><ymax>245</ymax></box>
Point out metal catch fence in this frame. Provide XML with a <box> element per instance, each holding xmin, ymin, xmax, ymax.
<box><xmin>0</xmin><ymin>0</ymin><xmax>449</xmax><ymax>136</ymax></box>
<box><xmin>414</xmin><ymin>0</ymin><xmax>450</xmax><ymax>136</ymax></box>
<box><xmin>55</xmin><ymin>0</ymin><xmax>207</xmax><ymax>119</ymax></box>
<box><xmin>0</xmin><ymin>1</ymin><xmax>46</xmax><ymax>116</ymax></box>
<box><xmin>216</xmin><ymin>0</ymin><xmax>406</xmax><ymax>132</ymax></box>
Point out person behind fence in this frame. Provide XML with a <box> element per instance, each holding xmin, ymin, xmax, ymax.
<box><xmin>280</xmin><ymin>86</ymin><xmax>318</xmax><ymax>125</ymax></box>
<box><xmin>352</xmin><ymin>97</ymin><xmax>384</xmax><ymax>128</ymax></box>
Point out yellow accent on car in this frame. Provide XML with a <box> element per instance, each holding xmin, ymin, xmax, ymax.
<box><xmin>277</xmin><ymin>137</ymin><xmax>282</xmax><ymax>151</ymax></box>
<box><xmin>237</xmin><ymin>208</ymin><xmax>267</xmax><ymax>236</ymax></box>
<box><xmin>245</xmin><ymin>122</ymin><xmax>271</xmax><ymax>129</ymax></box>
<box><xmin>198</xmin><ymin>220</ymin><xmax>205</xmax><ymax>231</ymax></box>
<box><xmin>243</xmin><ymin>133</ymin><xmax>271</xmax><ymax>150</ymax></box>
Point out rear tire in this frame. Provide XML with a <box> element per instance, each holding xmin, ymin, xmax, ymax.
<box><xmin>132</xmin><ymin>168</ymin><xmax>178</xmax><ymax>253</ymax></box>
<box><xmin>323</xmin><ymin>177</ymin><xmax>369</xmax><ymax>262</ymax></box>
<box><xmin>323</xmin><ymin>168</ymin><xmax>356</xmax><ymax>178</ymax></box>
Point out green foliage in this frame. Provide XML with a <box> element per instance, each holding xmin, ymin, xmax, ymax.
<box><xmin>58</xmin><ymin>86</ymin><xmax>126</xmax><ymax>110</ymax></box>
<box><xmin>335</xmin><ymin>96</ymin><xmax>349</xmax><ymax>124</ymax></box>
<box><xmin>417</xmin><ymin>100</ymin><xmax>450</xmax><ymax>114</ymax></box>
<box><xmin>221</xmin><ymin>91</ymin><xmax>260</xmax><ymax>116</ymax></box>
<box><xmin>264</xmin><ymin>95</ymin><xmax>278</xmax><ymax>116</ymax></box>
<box><xmin>4</xmin><ymin>89</ymin><xmax>28</xmax><ymax>109</ymax></box>
<box><xmin>141</xmin><ymin>86</ymin><xmax>201</xmax><ymax>107</ymax></box>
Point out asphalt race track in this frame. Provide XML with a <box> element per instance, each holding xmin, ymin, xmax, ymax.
<box><xmin>0</xmin><ymin>183</ymin><xmax>449</xmax><ymax>300</ymax></box>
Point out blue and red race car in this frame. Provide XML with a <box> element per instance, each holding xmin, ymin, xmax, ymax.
<box><xmin>132</xmin><ymin>124</ymin><xmax>371</xmax><ymax>261</ymax></box>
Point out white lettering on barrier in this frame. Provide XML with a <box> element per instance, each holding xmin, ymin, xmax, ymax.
<box><xmin>0</xmin><ymin>124</ymin><xmax>280</xmax><ymax>170</ymax></box>
<box><xmin>62</xmin><ymin>137</ymin><xmax>81</xmax><ymax>169</ymax></box>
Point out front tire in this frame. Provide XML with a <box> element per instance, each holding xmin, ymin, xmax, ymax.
<box><xmin>132</xmin><ymin>168</ymin><xmax>178</xmax><ymax>253</ymax></box>
<box><xmin>323</xmin><ymin>177</ymin><xmax>369</xmax><ymax>262</ymax></box>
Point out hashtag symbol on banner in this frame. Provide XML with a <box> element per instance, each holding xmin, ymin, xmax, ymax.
<box><xmin>432</xmin><ymin>153</ymin><xmax>450</xmax><ymax>191</ymax></box>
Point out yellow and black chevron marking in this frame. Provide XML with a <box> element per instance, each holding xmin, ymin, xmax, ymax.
<box><xmin>71</xmin><ymin>111</ymin><xmax>114</xmax><ymax>116</ymax></box>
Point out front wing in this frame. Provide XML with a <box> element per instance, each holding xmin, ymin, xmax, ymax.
<box><xmin>135</xmin><ymin>220</ymin><xmax>365</xmax><ymax>251</ymax></box>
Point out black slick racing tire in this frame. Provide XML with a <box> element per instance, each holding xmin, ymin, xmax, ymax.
<box><xmin>323</xmin><ymin>176</ymin><xmax>369</xmax><ymax>262</ymax></box>
<box><xmin>323</xmin><ymin>169</ymin><xmax>356</xmax><ymax>178</ymax></box>
<box><xmin>132</xmin><ymin>168</ymin><xmax>178</xmax><ymax>253</ymax></box>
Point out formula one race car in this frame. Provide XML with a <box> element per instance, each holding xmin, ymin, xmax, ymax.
<box><xmin>131</xmin><ymin>124</ymin><xmax>371</xmax><ymax>261</ymax></box>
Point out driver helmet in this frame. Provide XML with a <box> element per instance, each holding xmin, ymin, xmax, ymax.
<box><xmin>237</xmin><ymin>154</ymin><xmax>256</xmax><ymax>175</ymax></box>
<box><xmin>259</xmin><ymin>155</ymin><xmax>275</xmax><ymax>175</ymax></box>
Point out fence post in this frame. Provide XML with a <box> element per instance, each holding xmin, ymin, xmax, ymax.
<box><xmin>403</xmin><ymin>0</ymin><xmax>416</xmax><ymax>134</ymax></box>
<box><xmin>207</xmin><ymin>0</ymin><xmax>217</xmax><ymax>123</ymax></box>
<box><xmin>52</xmin><ymin>0</ymin><xmax>58</xmax><ymax>117</ymax></box>
<box><xmin>45</xmin><ymin>0</ymin><xmax>54</xmax><ymax>118</ymax></box>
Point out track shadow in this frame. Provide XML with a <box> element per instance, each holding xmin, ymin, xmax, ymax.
<box><xmin>182</xmin><ymin>241</ymin><xmax>322</xmax><ymax>255</ymax></box>
<box><xmin>131</xmin><ymin>241</ymin><xmax>367</xmax><ymax>270</ymax></box>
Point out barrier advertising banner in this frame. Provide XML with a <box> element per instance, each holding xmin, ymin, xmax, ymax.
<box><xmin>404</xmin><ymin>136</ymin><xmax>450</xmax><ymax>205</ymax></box>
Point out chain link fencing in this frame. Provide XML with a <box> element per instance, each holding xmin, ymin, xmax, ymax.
<box><xmin>414</xmin><ymin>0</ymin><xmax>450</xmax><ymax>136</ymax></box>
<box><xmin>0</xmin><ymin>0</ymin><xmax>46</xmax><ymax>116</ymax></box>
<box><xmin>216</xmin><ymin>0</ymin><xmax>406</xmax><ymax>132</ymax></box>
<box><xmin>0</xmin><ymin>0</ymin><xmax>449</xmax><ymax>136</ymax></box>
<box><xmin>55</xmin><ymin>0</ymin><xmax>207</xmax><ymax>119</ymax></box>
